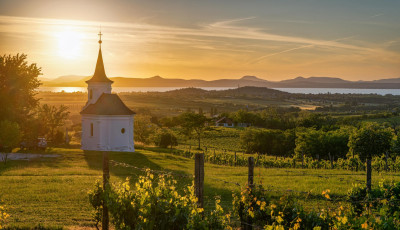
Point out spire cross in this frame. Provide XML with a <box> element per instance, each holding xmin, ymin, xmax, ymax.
<box><xmin>98</xmin><ymin>30</ymin><xmax>103</xmax><ymax>46</ymax></box>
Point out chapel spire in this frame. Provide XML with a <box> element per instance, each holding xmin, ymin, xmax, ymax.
<box><xmin>86</xmin><ymin>30</ymin><xmax>113</xmax><ymax>83</ymax></box>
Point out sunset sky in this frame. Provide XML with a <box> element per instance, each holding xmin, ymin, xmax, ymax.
<box><xmin>0</xmin><ymin>0</ymin><xmax>399</xmax><ymax>81</ymax></box>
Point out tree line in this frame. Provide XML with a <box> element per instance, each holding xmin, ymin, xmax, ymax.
<box><xmin>0</xmin><ymin>54</ymin><xmax>70</xmax><ymax>152</ymax></box>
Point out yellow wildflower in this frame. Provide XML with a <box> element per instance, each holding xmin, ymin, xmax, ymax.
<box><xmin>361</xmin><ymin>222</ymin><xmax>368</xmax><ymax>229</ymax></box>
<box><xmin>248</xmin><ymin>210</ymin><xmax>255</xmax><ymax>218</ymax></box>
<box><xmin>341</xmin><ymin>216</ymin><xmax>348</xmax><ymax>224</ymax></box>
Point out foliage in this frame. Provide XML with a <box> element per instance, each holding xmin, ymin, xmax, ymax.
<box><xmin>348</xmin><ymin>122</ymin><xmax>394</xmax><ymax>161</ymax></box>
<box><xmin>159</xmin><ymin>116</ymin><xmax>180</xmax><ymax>128</ymax></box>
<box><xmin>349</xmin><ymin>122</ymin><xmax>394</xmax><ymax>189</ymax></box>
<box><xmin>346</xmin><ymin>183</ymin><xmax>368</xmax><ymax>215</ymax></box>
<box><xmin>232</xmin><ymin>182</ymin><xmax>400</xmax><ymax>229</ymax></box>
<box><xmin>295</xmin><ymin>127</ymin><xmax>351</xmax><ymax>161</ymax></box>
<box><xmin>0</xmin><ymin>54</ymin><xmax>41</xmax><ymax>125</ymax></box>
<box><xmin>233</xmin><ymin>185</ymin><xmax>329</xmax><ymax>229</ymax></box>
<box><xmin>134</xmin><ymin>115</ymin><xmax>157</xmax><ymax>145</ymax></box>
<box><xmin>0</xmin><ymin>120</ymin><xmax>21</xmax><ymax>152</ymax></box>
<box><xmin>0</xmin><ymin>203</ymin><xmax>10</xmax><ymax>229</ymax></box>
<box><xmin>34</xmin><ymin>104</ymin><xmax>69</xmax><ymax>142</ymax></box>
<box><xmin>88</xmin><ymin>180</ymin><xmax>104</xmax><ymax>230</ymax></box>
<box><xmin>153</xmin><ymin>129</ymin><xmax>178</xmax><ymax>148</ymax></box>
<box><xmin>240</xmin><ymin>128</ymin><xmax>285</xmax><ymax>155</ymax></box>
<box><xmin>52</xmin><ymin>130</ymin><xmax>65</xmax><ymax>145</ymax></box>
<box><xmin>169</xmin><ymin>145</ymin><xmax>400</xmax><ymax>172</ymax></box>
<box><xmin>89</xmin><ymin>170</ymin><xmax>231</xmax><ymax>229</ymax></box>
<box><xmin>178</xmin><ymin>112</ymin><xmax>209</xmax><ymax>149</ymax></box>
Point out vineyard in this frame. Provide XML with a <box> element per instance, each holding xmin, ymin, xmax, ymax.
<box><xmin>90</xmin><ymin>159</ymin><xmax>400</xmax><ymax>229</ymax></box>
<box><xmin>158</xmin><ymin>146</ymin><xmax>400</xmax><ymax>172</ymax></box>
<box><xmin>1</xmin><ymin>147</ymin><xmax>399</xmax><ymax>228</ymax></box>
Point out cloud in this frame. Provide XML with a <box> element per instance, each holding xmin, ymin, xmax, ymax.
<box><xmin>250</xmin><ymin>36</ymin><xmax>357</xmax><ymax>64</ymax></box>
<box><xmin>1</xmin><ymin>15</ymin><xmax>399</xmax><ymax>79</ymax></box>
<box><xmin>0</xmin><ymin>15</ymin><xmax>369</xmax><ymax>52</ymax></box>
<box><xmin>370</xmin><ymin>13</ymin><xmax>384</xmax><ymax>18</ymax></box>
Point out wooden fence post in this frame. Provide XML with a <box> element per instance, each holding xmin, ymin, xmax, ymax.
<box><xmin>102</xmin><ymin>151</ymin><xmax>110</xmax><ymax>230</ymax></box>
<box><xmin>245</xmin><ymin>156</ymin><xmax>255</xmax><ymax>230</ymax></box>
<box><xmin>195</xmin><ymin>153</ymin><xmax>204</xmax><ymax>209</ymax></box>
<box><xmin>214</xmin><ymin>149</ymin><xmax>216</xmax><ymax>162</ymax></box>
<box><xmin>248</xmin><ymin>157</ymin><xmax>254</xmax><ymax>188</ymax></box>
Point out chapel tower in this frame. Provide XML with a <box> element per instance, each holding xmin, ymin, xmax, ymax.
<box><xmin>84</xmin><ymin>31</ymin><xmax>113</xmax><ymax>107</ymax></box>
<box><xmin>80</xmin><ymin>32</ymin><xmax>135</xmax><ymax>152</ymax></box>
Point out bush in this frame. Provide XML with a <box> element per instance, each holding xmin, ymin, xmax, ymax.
<box><xmin>89</xmin><ymin>170</ymin><xmax>231</xmax><ymax>229</ymax></box>
<box><xmin>233</xmin><ymin>185</ymin><xmax>329</xmax><ymax>229</ymax></box>
<box><xmin>52</xmin><ymin>130</ymin><xmax>64</xmax><ymax>145</ymax></box>
<box><xmin>0</xmin><ymin>203</ymin><xmax>10</xmax><ymax>229</ymax></box>
<box><xmin>153</xmin><ymin>129</ymin><xmax>178</xmax><ymax>148</ymax></box>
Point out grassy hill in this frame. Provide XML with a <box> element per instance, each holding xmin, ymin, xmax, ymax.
<box><xmin>0</xmin><ymin>147</ymin><xmax>399</xmax><ymax>228</ymax></box>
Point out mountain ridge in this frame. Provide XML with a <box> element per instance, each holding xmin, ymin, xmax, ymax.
<box><xmin>41</xmin><ymin>75</ymin><xmax>400</xmax><ymax>89</ymax></box>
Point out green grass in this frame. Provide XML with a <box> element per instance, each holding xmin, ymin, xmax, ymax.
<box><xmin>1</xmin><ymin>147</ymin><xmax>399</xmax><ymax>227</ymax></box>
<box><xmin>176</xmin><ymin>126</ymin><xmax>243</xmax><ymax>151</ymax></box>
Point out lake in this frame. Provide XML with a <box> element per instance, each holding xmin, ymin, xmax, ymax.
<box><xmin>37</xmin><ymin>87</ymin><xmax>400</xmax><ymax>96</ymax></box>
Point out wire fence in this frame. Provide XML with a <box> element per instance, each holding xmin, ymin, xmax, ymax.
<box><xmin>110</xmin><ymin>158</ymin><xmax>400</xmax><ymax>206</ymax></box>
<box><xmin>107</xmin><ymin>156</ymin><xmax>400</xmax><ymax>229</ymax></box>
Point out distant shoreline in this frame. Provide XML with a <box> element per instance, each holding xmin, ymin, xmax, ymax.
<box><xmin>37</xmin><ymin>86</ymin><xmax>400</xmax><ymax>96</ymax></box>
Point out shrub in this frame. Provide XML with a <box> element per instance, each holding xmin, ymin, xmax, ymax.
<box><xmin>0</xmin><ymin>203</ymin><xmax>10</xmax><ymax>229</ymax></box>
<box><xmin>89</xmin><ymin>170</ymin><xmax>231</xmax><ymax>229</ymax></box>
<box><xmin>153</xmin><ymin>129</ymin><xmax>178</xmax><ymax>148</ymax></box>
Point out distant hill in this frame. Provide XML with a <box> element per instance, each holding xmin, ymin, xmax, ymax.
<box><xmin>41</xmin><ymin>75</ymin><xmax>400</xmax><ymax>89</ymax></box>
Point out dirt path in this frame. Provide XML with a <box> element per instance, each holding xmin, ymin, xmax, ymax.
<box><xmin>0</xmin><ymin>153</ymin><xmax>60</xmax><ymax>162</ymax></box>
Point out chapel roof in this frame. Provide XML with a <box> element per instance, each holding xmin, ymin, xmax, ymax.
<box><xmin>80</xmin><ymin>93</ymin><xmax>135</xmax><ymax>115</ymax></box>
<box><xmin>86</xmin><ymin>32</ymin><xmax>113</xmax><ymax>83</ymax></box>
<box><xmin>215</xmin><ymin>117</ymin><xmax>233</xmax><ymax>124</ymax></box>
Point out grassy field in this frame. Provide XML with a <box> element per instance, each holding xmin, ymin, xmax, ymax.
<box><xmin>1</xmin><ymin>147</ymin><xmax>399</xmax><ymax>228</ymax></box>
<box><xmin>176</xmin><ymin>126</ymin><xmax>243</xmax><ymax>151</ymax></box>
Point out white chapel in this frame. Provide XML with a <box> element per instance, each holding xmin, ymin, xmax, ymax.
<box><xmin>80</xmin><ymin>32</ymin><xmax>135</xmax><ymax>152</ymax></box>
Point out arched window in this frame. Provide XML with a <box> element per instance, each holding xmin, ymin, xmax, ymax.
<box><xmin>89</xmin><ymin>89</ymin><xmax>93</xmax><ymax>99</ymax></box>
<box><xmin>90</xmin><ymin>123</ymin><xmax>93</xmax><ymax>136</ymax></box>
<box><xmin>121</xmin><ymin>128</ymin><xmax>125</xmax><ymax>134</ymax></box>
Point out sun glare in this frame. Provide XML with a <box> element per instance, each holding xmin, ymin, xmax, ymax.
<box><xmin>56</xmin><ymin>28</ymin><xmax>83</xmax><ymax>59</ymax></box>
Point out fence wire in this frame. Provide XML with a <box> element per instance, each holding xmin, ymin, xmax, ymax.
<box><xmin>109</xmin><ymin>159</ymin><xmax>400</xmax><ymax>206</ymax></box>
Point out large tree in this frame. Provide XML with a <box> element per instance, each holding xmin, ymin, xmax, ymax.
<box><xmin>179</xmin><ymin>112</ymin><xmax>208</xmax><ymax>149</ymax></box>
<box><xmin>240</xmin><ymin>128</ymin><xmax>284</xmax><ymax>155</ymax></box>
<box><xmin>134</xmin><ymin>115</ymin><xmax>157</xmax><ymax>145</ymax></box>
<box><xmin>348</xmin><ymin>123</ymin><xmax>394</xmax><ymax>191</ymax></box>
<box><xmin>0</xmin><ymin>54</ymin><xmax>41</xmax><ymax>124</ymax></box>
<box><xmin>36</xmin><ymin>104</ymin><xmax>70</xmax><ymax>141</ymax></box>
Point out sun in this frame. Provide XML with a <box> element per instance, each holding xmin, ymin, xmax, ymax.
<box><xmin>56</xmin><ymin>28</ymin><xmax>83</xmax><ymax>59</ymax></box>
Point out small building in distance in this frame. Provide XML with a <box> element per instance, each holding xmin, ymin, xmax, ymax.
<box><xmin>80</xmin><ymin>32</ymin><xmax>135</xmax><ymax>152</ymax></box>
<box><xmin>215</xmin><ymin>117</ymin><xmax>251</xmax><ymax>128</ymax></box>
<box><xmin>237</xmin><ymin>122</ymin><xmax>251</xmax><ymax>128</ymax></box>
<box><xmin>215</xmin><ymin>117</ymin><xmax>234</xmax><ymax>127</ymax></box>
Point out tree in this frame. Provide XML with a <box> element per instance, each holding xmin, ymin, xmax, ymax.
<box><xmin>348</xmin><ymin>123</ymin><xmax>394</xmax><ymax>191</ymax></box>
<box><xmin>178</xmin><ymin>112</ymin><xmax>208</xmax><ymax>149</ymax></box>
<box><xmin>0</xmin><ymin>54</ymin><xmax>41</xmax><ymax>124</ymax></box>
<box><xmin>295</xmin><ymin>128</ymin><xmax>322</xmax><ymax>164</ymax></box>
<box><xmin>134</xmin><ymin>115</ymin><xmax>156</xmax><ymax>145</ymax></box>
<box><xmin>153</xmin><ymin>129</ymin><xmax>178</xmax><ymax>148</ymax></box>
<box><xmin>160</xmin><ymin>116</ymin><xmax>180</xmax><ymax>128</ymax></box>
<box><xmin>322</xmin><ymin>127</ymin><xmax>352</xmax><ymax>168</ymax></box>
<box><xmin>36</xmin><ymin>104</ymin><xmax>70</xmax><ymax>141</ymax></box>
<box><xmin>294</xmin><ymin>127</ymin><xmax>351</xmax><ymax>164</ymax></box>
<box><xmin>233</xmin><ymin>109</ymin><xmax>255</xmax><ymax>124</ymax></box>
<box><xmin>0</xmin><ymin>120</ymin><xmax>21</xmax><ymax>164</ymax></box>
<box><xmin>240</xmin><ymin>128</ymin><xmax>288</xmax><ymax>156</ymax></box>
